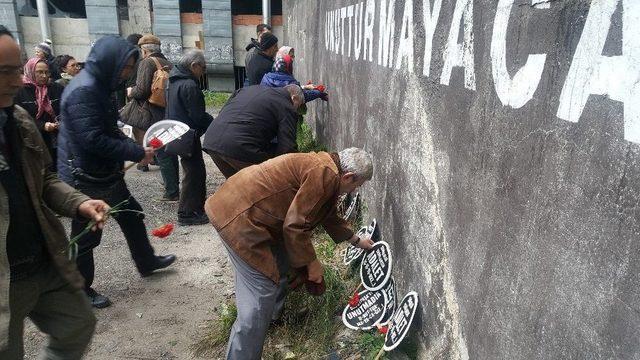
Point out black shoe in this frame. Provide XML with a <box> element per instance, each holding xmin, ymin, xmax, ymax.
<box><xmin>85</xmin><ymin>288</ymin><xmax>112</xmax><ymax>309</ymax></box>
<box><xmin>178</xmin><ymin>212</ymin><xmax>209</xmax><ymax>226</ymax></box>
<box><xmin>154</xmin><ymin>194</ymin><xmax>179</xmax><ymax>202</ymax></box>
<box><xmin>140</xmin><ymin>254</ymin><xmax>177</xmax><ymax>277</ymax></box>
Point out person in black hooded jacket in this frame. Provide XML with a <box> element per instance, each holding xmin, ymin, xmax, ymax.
<box><xmin>165</xmin><ymin>49</ymin><xmax>213</xmax><ymax>226</ymax></box>
<box><xmin>57</xmin><ymin>35</ymin><xmax>177</xmax><ymax>308</ymax></box>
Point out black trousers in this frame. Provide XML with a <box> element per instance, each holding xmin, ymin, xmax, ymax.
<box><xmin>70</xmin><ymin>177</ymin><xmax>156</xmax><ymax>290</ymax></box>
<box><xmin>178</xmin><ymin>137</ymin><xmax>207</xmax><ymax>217</ymax></box>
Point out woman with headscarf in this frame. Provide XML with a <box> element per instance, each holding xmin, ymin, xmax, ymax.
<box><xmin>260</xmin><ymin>46</ymin><xmax>328</xmax><ymax>103</ymax></box>
<box><xmin>14</xmin><ymin>57</ymin><xmax>65</xmax><ymax>170</ymax></box>
<box><xmin>34</xmin><ymin>40</ymin><xmax>61</xmax><ymax>80</ymax></box>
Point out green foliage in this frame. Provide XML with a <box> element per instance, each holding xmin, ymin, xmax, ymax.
<box><xmin>191</xmin><ymin>302</ymin><xmax>237</xmax><ymax>357</ymax></box>
<box><xmin>358</xmin><ymin>332</ymin><xmax>387</xmax><ymax>359</ymax></box>
<box><xmin>297</xmin><ymin>120</ymin><xmax>328</xmax><ymax>153</ymax></box>
<box><xmin>267</xmin><ymin>265</ymin><xmax>347</xmax><ymax>356</ymax></box>
<box><xmin>203</xmin><ymin>91</ymin><xmax>232</xmax><ymax>108</ymax></box>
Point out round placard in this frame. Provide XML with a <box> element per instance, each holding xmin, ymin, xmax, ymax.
<box><xmin>360</xmin><ymin>241</ymin><xmax>392</xmax><ymax>291</ymax></box>
<box><xmin>383</xmin><ymin>291</ymin><xmax>419</xmax><ymax>351</ymax></box>
<box><xmin>342</xmin><ymin>289</ymin><xmax>388</xmax><ymax>330</ymax></box>
<box><xmin>143</xmin><ymin>119</ymin><xmax>190</xmax><ymax>147</ymax></box>
<box><xmin>378</xmin><ymin>277</ymin><xmax>397</xmax><ymax>324</ymax></box>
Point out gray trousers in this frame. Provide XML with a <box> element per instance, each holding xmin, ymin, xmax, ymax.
<box><xmin>223</xmin><ymin>243</ymin><xmax>288</xmax><ymax>360</ymax></box>
<box><xmin>0</xmin><ymin>264</ymin><xmax>96</xmax><ymax>360</ymax></box>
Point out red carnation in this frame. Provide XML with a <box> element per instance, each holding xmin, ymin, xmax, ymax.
<box><xmin>151</xmin><ymin>223</ymin><xmax>174</xmax><ymax>238</ymax></box>
<box><xmin>348</xmin><ymin>292</ymin><xmax>360</xmax><ymax>308</ymax></box>
<box><xmin>378</xmin><ymin>325</ymin><xmax>389</xmax><ymax>335</ymax></box>
<box><xmin>149</xmin><ymin>137</ymin><xmax>163</xmax><ymax>149</ymax></box>
<box><xmin>316</xmin><ymin>84</ymin><xmax>326</xmax><ymax>93</ymax></box>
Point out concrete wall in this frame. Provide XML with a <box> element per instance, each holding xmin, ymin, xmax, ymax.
<box><xmin>284</xmin><ymin>0</ymin><xmax>640</xmax><ymax>358</ymax></box>
<box><xmin>21</xmin><ymin>17</ymin><xmax>91</xmax><ymax>61</ymax></box>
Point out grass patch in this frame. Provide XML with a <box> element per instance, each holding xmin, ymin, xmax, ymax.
<box><xmin>203</xmin><ymin>91</ymin><xmax>232</xmax><ymax>108</ymax></box>
<box><xmin>297</xmin><ymin>120</ymin><xmax>328</xmax><ymax>153</ymax></box>
<box><xmin>264</xmin><ymin>264</ymin><xmax>348</xmax><ymax>358</ymax></box>
<box><xmin>358</xmin><ymin>332</ymin><xmax>387</xmax><ymax>359</ymax></box>
<box><xmin>191</xmin><ymin>302</ymin><xmax>237</xmax><ymax>358</ymax></box>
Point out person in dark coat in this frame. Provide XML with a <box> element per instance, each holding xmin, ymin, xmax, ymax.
<box><xmin>14</xmin><ymin>57</ymin><xmax>64</xmax><ymax>170</ymax></box>
<box><xmin>244</xmin><ymin>23</ymin><xmax>272</xmax><ymax>86</ymax></box>
<box><xmin>165</xmin><ymin>49</ymin><xmax>213</xmax><ymax>225</ymax></box>
<box><xmin>57</xmin><ymin>35</ymin><xmax>176</xmax><ymax>308</ymax></box>
<box><xmin>202</xmin><ymin>84</ymin><xmax>304</xmax><ymax>179</ymax></box>
<box><xmin>245</xmin><ymin>32</ymin><xmax>279</xmax><ymax>86</ymax></box>
<box><xmin>115</xmin><ymin>34</ymin><xmax>142</xmax><ymax>110</ymax></box>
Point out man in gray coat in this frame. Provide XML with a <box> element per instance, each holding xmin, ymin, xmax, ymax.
<box><xmin>0</xmin><ymin>26</ymin><xmax>109</xmax><ymax>359</ymax></box>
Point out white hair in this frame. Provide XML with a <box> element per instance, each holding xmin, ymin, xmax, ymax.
<box><xmin>141</xmin><ymin>43</ymin><xmax>161</xmax><ymax>54</ymax></box>
<box><xmin>284</xmin><ymin>84</ymin><xmax>303</xmax><ymax>100</ymax></box>
<box><xmin>178</xmin><ymin>49</ymin><xmax>205</xmax><ymax>69</ymax></box>
<box><xmin>338</xmin><ymin>148</ymin><xmax>373</xmax><ymax>180</ymax></box>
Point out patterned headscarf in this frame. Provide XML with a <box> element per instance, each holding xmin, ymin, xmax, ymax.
<box><xmin>23</xmin><ymin>57</ymin><xmax>55</xmax><ymax>120</ymax></box>
<box><xmin>272</xmin><ymin>46</ymin><xmax>294</xmax><ymax>74</ymax></box>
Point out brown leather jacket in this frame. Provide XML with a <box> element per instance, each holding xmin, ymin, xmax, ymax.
<box><xmin>205</xmin><ymin>152</ymin><xmax>354</xmax><ymax>283</ymax></box>
<box><xmin>0</xmin><ymin>105</ymin><xmax>89</xmax><ymax>349</ymax></box>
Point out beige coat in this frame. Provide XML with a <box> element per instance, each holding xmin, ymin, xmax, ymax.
<box><xmin>0</xmin><ymin>105</ymin><xmax>90</xmax><ymax>350</ymax></box>
<box><xmin>205</xmin><ymin>152</ymin><xmax>354</xmax><ymax>283</ymax></box>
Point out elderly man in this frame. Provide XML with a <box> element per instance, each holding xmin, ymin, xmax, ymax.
<box><xmin>0</xmin><ymin>25</ymin><xmax>108</xmax><ymax>359</ymax></box>
<box><xmin>125</xmin><ymin>34</ymin><xmax>178</xmax><ymax>192</ymax></box>
<box><xmin>58</xmin><ymin>36</ymin><xmax>176</xmax><ymax>308</ymax></box>
<box><xmin>245</xmin><ymin>32</ymin><xmax>279</xmax><ymax>86</ymax></box>
<box><xmin>165</xmin><ymin>49</ymin><xmax>213</xmax><ymax>225</ymax></box>
<box><xmin>202</xmin><ymin>84</ymin><xmax>304</xmax><ymax>178</ymax></box>
<box><xmin>205</xmin><ymin>148</ymin><xmax>375</xmax><ymax>359</ymax></box>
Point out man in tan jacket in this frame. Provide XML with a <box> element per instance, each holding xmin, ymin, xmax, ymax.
<box><xmin>0</xmin><ymin>26</ymin><xmax>109</xmax><ymax>359</ymax></box>
<box><xmin>205</xmin><ymin>148</ymin><xmax>375</xmax><ymax>359</ymax></box>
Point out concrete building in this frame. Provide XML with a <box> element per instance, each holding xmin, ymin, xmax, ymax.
<box><xmin>0</xmin><ymin>0</ymin><xmax>284</xmax><ymax>91</ymax></box>
<box><xmin>286</xmin><ymin>0</ymin><xmax>640</xmax><ymax>358</ymax></box>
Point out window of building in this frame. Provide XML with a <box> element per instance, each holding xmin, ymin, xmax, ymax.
<box><xmin>231</xmin><ymin>0</ymin><xmax>282</xmax><ymax>16</ymax></box>
<box><xmin>18</xmin><ymin>0</ymin><xmax>87</xmax><ymax>18</ymax></box>
<box><xmin>180</xmin><ymin>0</ymin><xmax>202</xmax><ymax>14</ymax></box>
<box><xmin>117</xmin><ymin>0</ymin><xmax>129</xmax><ymax>21</ymax></box>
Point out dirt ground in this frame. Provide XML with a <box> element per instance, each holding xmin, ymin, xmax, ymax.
<box><xmin>23</xmin><ymin>138</ymin><xmax>234</xmax><ymax>359</ymax></box>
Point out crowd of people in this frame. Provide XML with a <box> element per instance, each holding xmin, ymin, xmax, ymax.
<box><xmin>0</xmin><ymin>22</ymin><xmax>370</xmax><ymax>360</ymax></box>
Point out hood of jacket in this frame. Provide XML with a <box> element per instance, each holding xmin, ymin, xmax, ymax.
<box><xmin>169</xmin><ymin>64</ymin><xmax>197</xmax><ymax>82</ymax></box>
<box><xmin>83</xmin><ymin>36</ymin><xmax>140</xmax><ymax>91</ymax></box>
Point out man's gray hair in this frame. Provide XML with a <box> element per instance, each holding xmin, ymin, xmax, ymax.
<box><xmin>284</xmin><ymin>84</ymin><xmax>303</xmax><ymax>99</ymax></box>
<box><xmin>141</xmin><ymin>43</ymin><xmax>161</xmax><ymax>54</ymax></box>
<box><xmin>339</xmin><ymin>148</ymin><xmax>373</xmax><ymax>180</ymax></box>
<box><xmin>178</xmin><ymin>49</ymin><xmax>205</xmax><ymax>69</ymax></box>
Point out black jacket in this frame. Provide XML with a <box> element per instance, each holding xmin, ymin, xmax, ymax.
<box><xmin>57</xmin><ymin>36</ymin><xmax>143</xmax><ymax>183</ymax></box>
<box><xmin>165</xmin><ymin>64</ymin><xmax>213</xmax><ymax>132</ymax></box>
<box><xmin>14</xmin><ymin>82</ymin><xmax>64</xmax><ymax>129</ymax></box>
<box><xmin>245</xmin><ymin>51</ymin><xmax>274</xmax><ymax>86</ymax></box>
<box><xmin>14</xmin><ymin>82</ymin><xmax>65</xmax><ymax>163</ymax></box>
<box><xmin>202</xmin><ymin>85</ymin><xmax>298</xmax><ymax>164</ymax></box>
